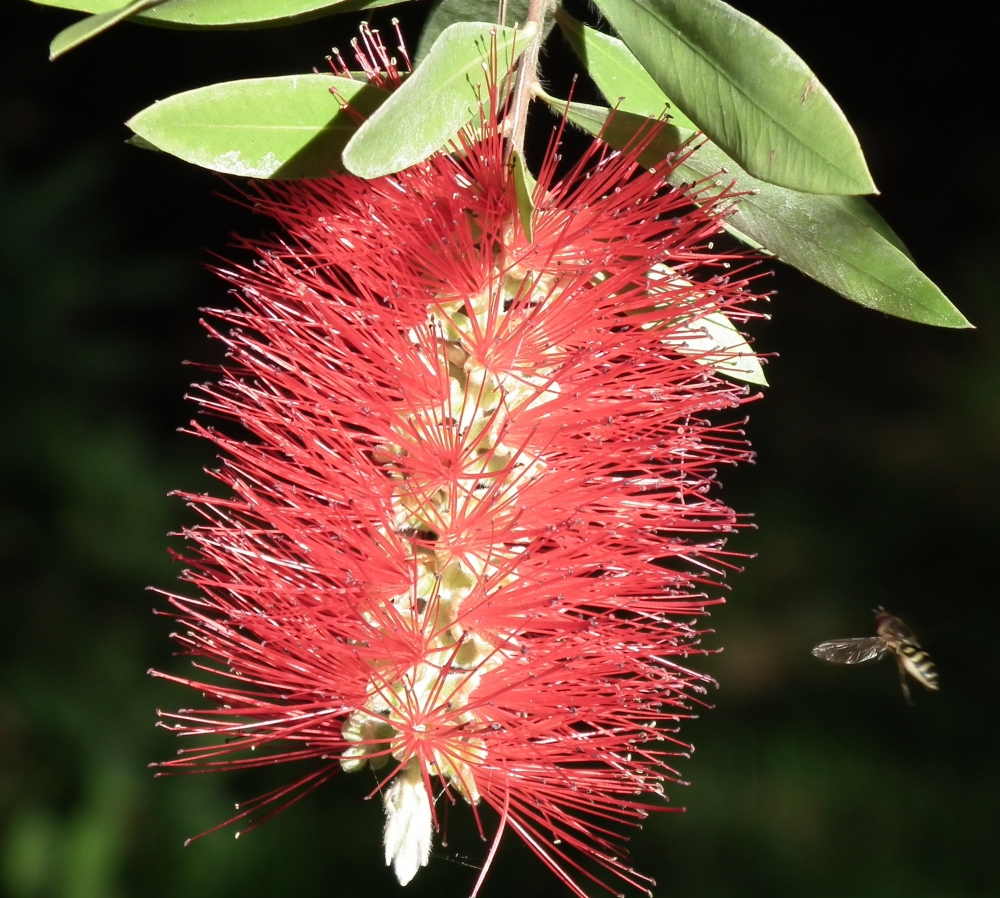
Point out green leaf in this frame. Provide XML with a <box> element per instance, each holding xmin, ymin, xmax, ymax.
<box><xmin>554</xmin><ymin>21</ymin><xmax>915</xmax><ymax>263</ymax></box>
<box><xmin>587</xmin><ymin>0</ymin><xmax>876</xmax><ymax>195</ymax></box>
<box><xmin>49</xmin><ymin>0</ymin><xmax>168</xmax><ymax>59</ymax></box>
<box><xmin>415</xmin><ymin>0</ymin><xmax>556</xmax><ymax>65</ymax></box>
<box><xmin>671</xmin><ymin>143</ymin><xmax>969</xmax><ymax>326</ymax></box>
<box><xmin>511</xmin><ymin>149</ymin><xmax>536</xmax><ymax>242</ymax></box>
<box><xmin>124</xmin><ymin>134</ymin><xmax>161</xmax><ymax>152</ymax></box>
<box><xmin>831</xmin><ymin>195</ymin><xmax>913</xmax><ymax>261</ymax></box>
<box><xmin>546</xmin><ymin>96</ymin><xmax>970</xmax><ymax>328</ymax></box>
<box><xmin>553</xmin><ymin>9</ymin><xmax>694</xmax><ymax>129</ymax></box>
<box><xmin>33</xmin><ymin>0</ymin><xmax>403</xmax><ymax>29</ymax></box>
<box><xmin>342</xmin><ymin>21</ymin><xmax>528</xmax><ymax>179</ymax></box>
<box><xmin>127</xmin><ymin>75</ymin><xmax>390</xmax><ymax>179</ymax></box>
<box><xmin>538</xmin><ymin>95</ymin><xmax>687</xmax><ymax>171</ymax></box>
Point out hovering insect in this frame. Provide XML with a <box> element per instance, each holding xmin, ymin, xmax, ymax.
<box><xmin>811</xmin><ymin>607</ymin><xmax>939</xmax><ymax>703</ymax></box>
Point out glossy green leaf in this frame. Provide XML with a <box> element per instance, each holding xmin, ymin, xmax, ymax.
<box><xmin>546</xmin><ymin>95</ymin><xmax>969</xmax><ymax>328</ymax></box>
<box><xmin>511</xmin><ymin>149</ymin><xmax>536</xmax><ymax>242</ymax></box>
<box><xmin>415</xmin><ymin>0</ymin><xmax>556</xmax><ymax>65</ymax></box>
<box><xmin>49</xmin><ymin>0</ymin><xmax>167</xmax><ymax>59</ymax></box>
<box><xmin>127</xmin><ymin>75</ymin><xmax>389</xmax><ymax>179</ymax></box>
<box><xmin>33</xmin><ymin>0</ymin><xmax>402</xmax><ymax>29</ymax></box>
<box><xmin>343</xmin><ymin>22</ymin><xmax>528</xmax><ymax>179</ymax></box>
<box><xmin>588</xmin><ymin>0</ymin><xmax>876</xmax><ymax>195</ymax></box>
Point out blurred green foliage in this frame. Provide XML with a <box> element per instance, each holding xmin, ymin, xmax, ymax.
<box><xmin>2</xmin><ymin>1</ymin><xmax>999</xmax><ymax>897</ymax></box>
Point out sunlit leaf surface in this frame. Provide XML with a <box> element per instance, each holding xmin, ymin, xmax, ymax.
<box><xmin>128</xmin><ymin>75</ymin><xmax>388</xmax><ymax>178</ymax></box>
<box><xmin>33</xmin><ymin>0</ymin><xmax>402</xmax><ymax>29</ymax></box>
<box><xmin>343</xmin><ymin>21</ymin><xmax>528</xmax><ymax>178</ymax></box>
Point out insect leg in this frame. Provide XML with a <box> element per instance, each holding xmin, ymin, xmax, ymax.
<box><xmin>896</xmin><ymin>655</ymin><xmax>913</xmax><ymax>705</ymax></box>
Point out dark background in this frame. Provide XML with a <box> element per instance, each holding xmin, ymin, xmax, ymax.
<box><xmin>2</xmin><ymin>1</ymin><xmax>998</xmax><ymax>896</ymax></box>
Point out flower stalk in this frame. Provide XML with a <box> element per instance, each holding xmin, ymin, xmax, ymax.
<box><xmin>505</xmin><ymin>0</ymin><xmax>548</xmax><ymax>161</ymax></box>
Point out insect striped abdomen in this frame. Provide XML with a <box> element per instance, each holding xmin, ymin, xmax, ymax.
<box><xmin>899</xmin><ymin>641</ymin><xmax>939</xmax><ymax>691</ymax></box>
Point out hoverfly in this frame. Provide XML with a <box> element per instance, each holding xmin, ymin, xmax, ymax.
<box><xmin>811</xmin><ymin>607</ymin><xmax>939</xmax><ymax>703</ymax></box>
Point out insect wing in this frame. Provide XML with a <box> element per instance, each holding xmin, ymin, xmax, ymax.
<box><xmin>811</xmin><ymin>636</ymin><xmax>887</xmax><ymax>664</ymax></box>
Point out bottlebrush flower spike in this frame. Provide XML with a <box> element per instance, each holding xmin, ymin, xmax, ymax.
<box><xmin>151</xmin><ymin>59</ymin><xmax>768</xmax><ymax>898</ymax></box>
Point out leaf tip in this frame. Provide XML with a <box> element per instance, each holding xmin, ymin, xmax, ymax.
<box><xmin>938</xmin><ymin>310</ymin><xmax>975</xmax><ymax>330</ymax></box>
<box><xmin>908</xmin><ymin>297</ymin><xmax>974</xmax><ymax>330</ymax></box>
<box><xmin>126</xmin><ymin>133</ymin><xmax>161</xmax><ymax>153</ymax></box>
<box><xmin>48</xmin><ymin>37</ymin><xmax>68</xmax><ymax>62</ymax></box>
<box><xmin>914</xmin><ymin>283</ymin><xmax>973</xmax><ymax>329</ymax></box>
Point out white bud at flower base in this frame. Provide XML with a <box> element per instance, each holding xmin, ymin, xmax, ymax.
<box><xmin>383</xmin><ymin>761</ymin><xmax>433</xmax><ymax>885</ymax></box>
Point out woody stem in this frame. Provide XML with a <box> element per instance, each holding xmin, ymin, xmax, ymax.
<box><xmin>505</xmin><ymin>0</ymin><xmax>547</xmax><ymax>163</ymax></box>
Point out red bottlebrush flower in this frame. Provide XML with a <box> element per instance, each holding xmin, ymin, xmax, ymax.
<box><xmin>152</xmin><ymin>90</ymin><xmax>767</xmax><ymax>896</ymax></box>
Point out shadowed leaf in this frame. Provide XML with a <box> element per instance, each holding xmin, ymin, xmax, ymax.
<box><xmin>554</xmin><ymin>8</ymin><xmax>694</xmax><ymax>128</ymax></box>
<box><xmin>511</xmin><ymin>148</ymin><xmax>535</xmax><ymax>242</ymax></box>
